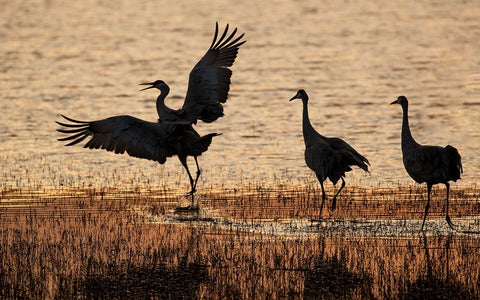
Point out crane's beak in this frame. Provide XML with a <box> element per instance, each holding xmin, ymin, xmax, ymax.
<box><xmin>139</xmin><ymin>82</ymin><xmax>155</xmax><ymax>91</ymax></box>
<box><xmin>390</xmin><ymin>99</ymin><xmax>399</xmax><ymax>105</ymax></box>
<box><xmin>289</xmin><ymin>95</ymin><xmax>299</xmax><ymax>101</ymax></box>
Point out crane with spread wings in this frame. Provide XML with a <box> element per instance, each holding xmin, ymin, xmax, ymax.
<box><xmin>56</xmin><ymin>23</ymin><xmax>245</xmax><ymax>206</ymax></box>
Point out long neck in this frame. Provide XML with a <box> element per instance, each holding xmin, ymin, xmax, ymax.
<box><xmin>302</xmin><ymin>99</ymin><xmax>318</xmax><ymax>146</ymax></box>
<box><xmin>400</xmin><ymin>102</ymin><xmax>419</xmax><ymax>149</ymax></box>
<box><xmin>156</xmin><ymin>87</ymin><xmax>170</xmax><ymax>117</ymax></box>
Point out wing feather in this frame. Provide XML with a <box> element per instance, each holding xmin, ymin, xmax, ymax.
<box><xmin>56</xmin><ymin>115</ymin><xmax>177</xmax><ymax>164</ymax></box>
<box><xmin>182</xmin><ymin>22</ymin><xmax>246</xmax><ymax>123</ymax></box>
<box><xmin>212</xmin><ymin>23</ymin><xmax>230</xmax><ymax>49</ymax></box>
<box><xmin>56</xmin><ymin>127</ymin><xmax>86</xmax><ymax>134</ymax></box>
<box><xmin>66</xmin><ymin>134</ymin><xmax>89</xmax><ymax>147</ymax></box>
<box><xmin>58</xmin><ymin>131</ymin><xmax>87</xmax><ymax>142</ymax></box>
<box><xmin>216</xmin><ymin>28</ymin><xmax>237</xmax><ymax>49</ymax></box>
<box><xmin>208</xmin><ymin>22</ymin><xmax>219</xmax><ymax>50</ymax></box>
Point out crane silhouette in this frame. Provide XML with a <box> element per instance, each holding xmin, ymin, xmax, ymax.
<box><xmin>139</xmin><ymin>22</ymin><xmax>245</xmax><ymax>125</ymax></box>
<box><xmin>391</xmin><ymin>95</ymin><xmax>462</xmax><ymax>231</ymax></box>
<box><xmin>290</xmin><ymin>90</ymin><xmax>370</xmax><ymax>218</ymax></box>
<box><xmin>56</xmin><ymin>23</ymin><xmax>245</xmax><ymax>206</ymax></box>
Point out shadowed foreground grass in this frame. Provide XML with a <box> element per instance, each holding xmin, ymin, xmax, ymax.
<box><xmin>0</xmin><ymin>185</ymin><xmax>479</xmax><ymax>298</ymax></box>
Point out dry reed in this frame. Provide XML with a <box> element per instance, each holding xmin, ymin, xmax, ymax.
<box><xmin>0</xmin><ymin>185</ymin><xmax>479</xmax><ymax>298</ymax></box>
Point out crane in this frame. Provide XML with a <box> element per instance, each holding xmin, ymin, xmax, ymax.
<box><xmin>391</xmin><ymin>95</ymin><xmax>462</xmax><ymax>230</ymax></box>
<box><xmin>290</xmin><ymin>89</ymin><xmax>370</xmax><ymax>218</ymax></box>
<box><xmin>139</xmin><ymin>22</ymin><xmax>245</xmax><ymax>125</ymax></box>
<box><xmin>56</xmin><ymin>23</ymin><xmax>245</xmax><ymax>206</ymax></box>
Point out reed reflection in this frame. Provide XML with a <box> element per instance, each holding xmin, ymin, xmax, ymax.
<box><xmin>399</xmin><ymin>235</ymin><xmax>476</xmax><ymax>299</ymax></box>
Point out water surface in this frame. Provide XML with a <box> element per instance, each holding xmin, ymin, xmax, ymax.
<box><xmin>1</xmin><ymin>0</ymin><xmax>479</xmax><ymax>190</ymax></box>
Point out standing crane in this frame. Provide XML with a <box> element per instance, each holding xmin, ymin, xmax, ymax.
<box><xmin>56</xmin><ymin>23</ymin><xmax>245</xmax><ymax>206</ymax></box>
<box><xmin>290</xmin><ymin>89</ymin><xmax>370</xmax><ymax>219</ymax></box>
<box><xmin>390</xmin><ymin>95</ymin><xmax>462</xmax><ymax>231</ymax></box>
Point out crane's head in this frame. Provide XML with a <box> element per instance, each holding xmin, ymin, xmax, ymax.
<box><xmin>390</xmin><ymin>95</ymin><xmax>408</xmax><ymax>106</ymax></box>
<box><xmin>139</xmin><ymin>80</ymin><xmax>169</xmax><ymax>91</ymax></box>
<box><xmin>289</xmin><ymin>89</ymin><xmax>309</xmax><ymax>102</ymax></box>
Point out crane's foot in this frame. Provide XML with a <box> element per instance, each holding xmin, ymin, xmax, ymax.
<box><xmin>446</xmin><ymin>215</ymin><xmax>456</xmax><ymax>231</ymax></box>
<box><xmin>315</xmin><ymin>211</ymin><xmax>324</xmax><ymax>222</ymax></box>
<box><xmin>182</xmin><ymin>190</ymin><xmax>195</xmax><ymax>208</ymax></box>
<box><xmin>331</xmin><ymin>199</ymin><xmax>337</xmax><ymax>211</ymax></box>
<box><xmin>175</xmin><ymin>195</ymin><xmax>200</xmax><ymax>212</ymax></box>
<box><xmin>310</xmin><ymin>218</ymin><xmax>328</xmax><ymax>228</ymax></box>
<box><xmin>310</xmin><ymin>218</ymin><xmax>327</xmax><ymax>222</ymax></box>
<box><xmin>175</xmin><ymin>204</ymin><xmax>200</xmax><ymax>213</ymax></box>
<box><xmin>185</xmin><ymin>188</ymin><xmax>197</xmax><ymax>196</ymax></box>
<box><xmin>420</xmin><ymin>220</ymin><xmax>427</xmax><ymax>232</ymax></box>
<box><xmin>310</xmin><ymin>209</ymin><xmax>327</xmax><ymax>223</ymax></box>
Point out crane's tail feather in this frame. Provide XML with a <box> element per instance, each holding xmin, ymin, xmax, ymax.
<box><xmin>361</xmin><ymin>164</ymin><xmax>370</xmax><ymax>173</ymax></box>
<box><xmin>348</xmin><ymin>151</ymin><xmax>370</xmax><ymax>173</ymax></box>
<box><xmin>359</xmin><ymin>156</ymin><xmax>370</xmax><ymax>173</ymax></box>
<box><xmin>194</xmin><ymin>132</ymin><xmax>221</xmax><ymax>155</ymax></box>
<box><xmin>203</xmin><ymin>132</ymin><xmax>222</xmax><ymax>140</ymax></box>
<box><xmin>445</xmin><ymin>145</ymin><xmax>462</xmax><ymax>180</ymax></box>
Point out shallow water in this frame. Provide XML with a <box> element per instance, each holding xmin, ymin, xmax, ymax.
<box><xmin>1</xmin><ymin>0</ymin><xmax>480</xmax><ymax>190</ymax></box>
<box><xmin>0</xmin><ymin>187</ymin><xmax>479</xmax><ymax>298</ymax></box>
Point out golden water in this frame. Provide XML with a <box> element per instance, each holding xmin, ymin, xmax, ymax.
<box><xmin>1</xmin><ymin>0</ymin><xmax>480</xmax><ymax>191</ymax></box>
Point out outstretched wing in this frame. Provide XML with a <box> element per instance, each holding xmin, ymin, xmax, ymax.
<box><xmin>182</xmin><ymin>22</ymin><xmax>246</xmax><ymax>123</ymax></box>
<box><xmin>56</xmin><ymin>115</ymin><xmax>177</xmax><ymax>164</ymax></box>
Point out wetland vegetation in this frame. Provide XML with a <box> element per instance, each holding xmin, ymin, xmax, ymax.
<box><xmin>1</xmin><ymin>185</ymin><xmax>479</xmax><ymax>298</ymax></box>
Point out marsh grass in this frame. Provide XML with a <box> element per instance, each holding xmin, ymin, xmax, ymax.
<box><xmin>0</xmin><ymin>184</ymin><xmax>479</xmax><ymax>298</ymax></box>
<box><xmin>203</xmin><ymin>183</ymin><xmax>480</xmax><ymax>222</ymax></box>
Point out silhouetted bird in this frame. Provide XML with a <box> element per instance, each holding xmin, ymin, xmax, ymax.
<box><xmin>56</xmin><ymin>23</ymin><xmax>245</xmax><ymax>205</ymax></box>
<box><xmin>139</xmin><ymin>22</ymin><xmax>245</xmax><ymax>125</ymax></box>
<box><xmin>391</xmin><ymin>95</ymin><xmax>462</xmax><ymax>230</ymax></box>
<box><xmin>290</xmin><ymin>90</ymin><xmax>370</xmax><ymax>218</ymax></box>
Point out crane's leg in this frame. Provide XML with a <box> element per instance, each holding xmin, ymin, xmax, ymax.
<box><xmin>192</xmin><ymin>157</ymin><xmax>202</xmax><ymax>195</ymax></box>
<box><xmin>318</xmin><ymin>179</ymin><xmax>326</xmax><ymax>219</ymax></box>
<box><xmin>445</xmin><ymin>182</ymin><xmax>456</xmax><ymax>230</ymax></box>
<box><xmin>421</xmin><ymin>183</ymin><xmax>432</xmax><ymax>231</ymax></box>
<box><xmin>179</xmin><ymin>156</ymin><xmax>195</xmax><ymax>204</ymax></box>
<box><xmin>331</xmin><ymin>177</ymin><xmax>346</xmax><ymax>211</ymax></box>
